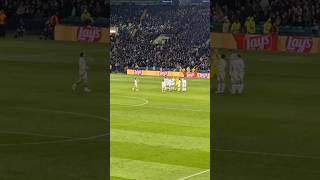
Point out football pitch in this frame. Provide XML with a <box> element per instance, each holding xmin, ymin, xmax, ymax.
<box><xmin>213</xmin><ymin>51</ymin><xmax>320</xmax><ymax>180</ymax></box>
<box><xmin>0</xmin><ymin>37</ymin><xmax>107</xmax><ymax>179</ymax></box>
<box><xmin>110</xmin><ymin>74</ymin><xmax>210</xmax><ymax>179</ymax></box>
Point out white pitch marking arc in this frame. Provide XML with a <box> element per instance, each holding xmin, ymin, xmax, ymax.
<box><xmin>111</xmin><ymin>95</ymin><xmax>149</xmax><ymax>107</ymax></box>
<box><xmin>0</xmin><ymin>107</ymin><xmax>108</xmax><ymax>146</ymax></box>
<box><xmin>213</xmin><ymin>148</ymin><xmax>320</xmax><ymax>160</ymax></box>
<box><xmin>12</xmin><ymin>107</ymin><xmax>107</xmax><ymax>121</ymax></box>
<box><xmin>178</xmin><ymin>169</ymin><xmax>210</xmax><ymax>180</ymax></box>
<box><xmin>111</xmin><ymin>95</ymin><xmax>208</xmax><ymax>112</ymax></box>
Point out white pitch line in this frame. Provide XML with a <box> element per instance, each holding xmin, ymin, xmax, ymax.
<box><xmin>151</xmin><ymin>105</ymin><xmax>209</xmax><ymax>112</ymax></box>
<box><xmin>178</xmin><ymin>169</ymin><xmax>210</xmax><ymax>180</ymax></box>
<box><xmin>111</xmin><ymin>95</ymin><xmax>149</xmax><ymax>107</ymax></box>
<box><xmin>0</xmin><ymin>133</ymin><xmax>109</xmax><ymax>146</ymax></box>
<box><xmin>0</xmin><ymin>107</ymin><xmax>108</xmax><ymax>146</ymax></box>
<box><xmin>0</xmin><ymin>130</ymin><xmax>71</xmax><ymax>139</ymax></box>
<box><xmin>213</xmin><ymin>148</ymin><xmax>320</xmax><ymax>160</ymax></box>
<box><xmin>111</xmin><ymin>95</ymin><xmax>208</xmax><ymax>112</ymax></box>
<box><xmin>12</xmin><ymin>107</ymin><xmax>107</xmax><ymax>121</ymax></box>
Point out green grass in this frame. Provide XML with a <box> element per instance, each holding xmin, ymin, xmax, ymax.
<box><xmin>0</xmin><ymin>37</ymin><xmax>107</xmax><ymax>180</ymax></box>
<box><xmin>213</xmin><ymin>51</ymin><xmax>320</xmax><ymax>180</ymax></box>
<box><xmin>110</xmin><ymin>74</ymin><xmax>210</xmax><ymax>179</ymax></box>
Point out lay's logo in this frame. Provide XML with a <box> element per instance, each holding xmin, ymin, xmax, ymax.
<box><xmin>159</xmin><ymin>71</ymin><xmax>168</xmax><ymax>76</ymax></box>
<box><xmin>77</xmin><ymin>26</ymin><xmax>102</xmax><ymax>42</ymax></box>
<box><xmin>134</xmin><ymin>70</ymin><xmax>142</xmax><ymax>75</ymax></box>
<box><xmin>286</xmin><ymin>36</ymin><xmax>313</xmax><ymax>53</ymax></box>
<box><xmin>245</xmin><ymin>35</ymin><xmax>272</xmax><ymax>50</ymax></box>
<box><xmin>198</xmin><ymin>73</ymin><xmax>209</xmax><ymax>79</ymax></box>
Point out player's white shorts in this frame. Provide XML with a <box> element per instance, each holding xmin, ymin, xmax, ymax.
<box><xmin>217</xmin><ymin>72</ymin><xmax>225</xmax><ymax>82</ymax></box>
<box><xmin>231</xmin><ymin>71</ymin><xmax>244</xmax><ymax>83</ymax></box>
<box><xmin>182</xmin><ymin>86</ymin><xmax>186</xmax><ymax>92</ymax></box>
<box><xmin>79</xmin><ymin>71</ymin><xmax>88</xmax><ymax>83</ymax></box>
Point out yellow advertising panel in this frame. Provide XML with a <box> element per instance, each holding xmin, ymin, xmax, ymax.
<box><xmin>127</xmin><ymin>69</ymin><xmax>209</xmax><ymax>79</ymax></box>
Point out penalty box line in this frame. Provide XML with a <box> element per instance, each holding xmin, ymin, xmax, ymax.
<box><xmin>178</xmin><ymin>169</ymin><xmax>210</xmax><ymax>180</ymax></box>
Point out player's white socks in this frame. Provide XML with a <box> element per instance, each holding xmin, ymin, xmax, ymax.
<box><xmin>72</xmin><ymin>83</ymin><xmax>77</xmax><ymax>91</ymax></box>
<box><xmin>84</xmin><ymin>87</ymin><xmax>91</xmax><ymax>93</ymax></box>
<box><xmin>217</xmin><ymin>83</ymin><xmax>225</xmax><ymax>93</ymax></box>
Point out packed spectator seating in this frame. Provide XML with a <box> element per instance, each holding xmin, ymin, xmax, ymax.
<box><xmin>212</xmin><ymin>0</ymin><xmax>320</xmax><ymax>35</ymax></box>
<box><xmin>0</xmin><ymin>0</ymin><xmax>109</xmax><ymax>36</ymax></box>
<box><xmin>0</xmin><ymin>0</ymin><xmax>109</xmax><ymax>19</ymax></box>
<box><xmin>111</xmin><ymin>5</ymin><xmax>210</xmax><ymax>72</ymax></box>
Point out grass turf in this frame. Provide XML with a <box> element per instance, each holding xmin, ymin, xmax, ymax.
<box><xmin>213</xmin><ymin>50</ymin><xmax>320</xmax><ymax>180</ymax></box>
<box><xmin>110</xmin><ymin>74</ymin><xmax>210</xmax><ymax>179</ymax></box>
<box><xmin>0</xmin><ymin>37</ymin><xmax>107</xmax><ymax>180</ymax></box>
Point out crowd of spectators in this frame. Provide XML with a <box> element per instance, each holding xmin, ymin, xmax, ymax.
<box><xmin>0</xmin><ymin>0</ymin><xmax>109</xmax><ymax>38</ymax></box>
<box><xmin>0</xmin><ymin>0</ymin><xmax>109</xmax><ymax>19</ymax></box>
<box><xmin>212</xmin><ymin>0</ymin><xmax>320</xmax><ymax>33</ymax></box>
<box><xmin>111</xmin><ymin>5</ymin><xmax>210</xmax><ymax>72</ymax></box>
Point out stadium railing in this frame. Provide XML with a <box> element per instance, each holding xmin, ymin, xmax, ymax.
<box><xmin>110</xmin><ymin>0</ymin><xmax>157</xmax><ymax>5</ymax></box>
<box><xmin>112</xmin><ymin>66</ymin><xmax>209</xmax><ymax>73</ymax></box>
<box><xmin>211</xmin><ymin>23</ymin><xmax>320</xmax><ymax>37</ymax></box>
<box><xmin>60</xmin><ymin>17</ymin><xmax>109</xmax><ymax>28</ymax></box>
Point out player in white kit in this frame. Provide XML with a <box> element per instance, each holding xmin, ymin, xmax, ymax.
<box><xmin>72</xmin><ymin>52</ymin><xmax>91</xmax><ymax>93</ymax></box>
<box><xmin>161</xmin><ymin>79</ymin><xmax>166</xmax><ymax>92</ymax></box>
<box><xmin>216</xmin><ymin>54</ymin><xmax>227</xmax><ymax>94</ymax></box>
<box><xmin>170</xmin><ymin>78</ymin><xmax>175</xmax><ymax>91</ymax></box>
<box><xmin>182</xmin><ymin>78</ymin><xmax>187</xmax><ymax>92</ymax></box>
<box><xmin>229</xmin><ymin>53</ymin><xmax>245</xmax><ymax>94</ymax></box>
<box><xmin>164</xmin><ymin>77</ymin><xmax>169</xmax><ymax>91</ymax></box>
<box><xmin>132</xmin><ymin>77</ymin><xmax>138</xmax><ymax>91</ymax></box>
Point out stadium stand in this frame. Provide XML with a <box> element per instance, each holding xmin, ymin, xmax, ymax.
<box><xmin>111</xmin><ymin>4</ymin><xmax>210</xmax><ymax>72</ymax></box>
<box><xmin>0</xmin><ymin>0</ymin><xmax>109</xmax><ymax>33</ymax></box>
<box><xmin>110</xmin><ymin>0</ymin><xmax>157</xmax><ymax>5</ymax></box>
<box><xmin>211</xmin><ymin>0</ymin><xmax>320</xmax><ymax>36</ymax></box>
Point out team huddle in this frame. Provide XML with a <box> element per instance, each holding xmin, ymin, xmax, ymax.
<box><xmin>161</xmin><ymin>77</ymin><xmax>187</xmax><ymax>93</ymax></box>
<box><xmin>215</xmin><ymin>50</ymin><xmax>245</xmax><ymax>94</ymax></box>
<box><xmin>132</xmin><ymin>77</ymin><xmax>187</xmax><ymax>93</ymax></box>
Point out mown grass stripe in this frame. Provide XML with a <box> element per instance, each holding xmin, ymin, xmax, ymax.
<box><xmin>111</xmin><ymin>141</ymin><xmax>209</xmax><ymax>169</ymax></box>
<box><xmin>111</xmin><ymin>157</ymin><xmax>208</xmax><ymax>180</ymax></box>
<box><xmin>111</xmin><ymin>129</ymin><xmax>209</xmax><ymax>152</ymax></box>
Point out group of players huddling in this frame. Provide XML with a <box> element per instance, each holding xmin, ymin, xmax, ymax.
<box><xmin>132</xmin><ymin>77</ymin><xmax>187</xmax><ymax>93</ymax></box>
<box><xmin>161</xmin><ymin>77</ymin><xmax>187</xmax><ymax>93</ymax></box>
<box><xmin>215</xmin><ymin>50</ymin><xmax>245</xmax><ymax>95</ymax></box>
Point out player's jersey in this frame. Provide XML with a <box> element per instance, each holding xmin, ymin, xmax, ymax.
<box><xmin>161</xmin><ymin>81</ymin><xmax>165</xmax><ymax>88</ymax></box>
<box><xmin>182</xmin><ymin>79</ymin><xmax>187</xmax><ymax>87</ymax></box>
<box><xmin>134</xmin><ymin>79</ymin><xmax>138</xmax><ymax>86</ymax></box>
<box><xmin>230</xmin><ymin>54</ymin><xmax>244</xmax><ymax>73</ymax></box>
<box><xmin>178</xmin><ymin>80</ymin><xmax>181</xmax><ymax>87</ymax></box>
<box><xmin>79</xmin><ymin>57</ymin><xmax>87</xmax><ymax>73</ymax></box>
<box><xmin>164</xmin><ymin>78</ymin><xmax>168</xmax><ymax>86</ymax></box>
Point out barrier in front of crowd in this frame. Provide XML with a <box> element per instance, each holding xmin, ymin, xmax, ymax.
<box><xmin>127</xmin><ymin>69</ymin><xmax>210</xmax><ymax>79</ymax></box>
<box><xmin>211</xmin><ymin>24</ymin><xmax>319</xmax><ymax>37</ymax></box>
<box><xmin>54</xmin><ymin>25</ymin><xmax>109</xmax><ymax>43</ymax></box>
<box><xmin>211</xmin><ymin>32</ymin><xmax>320</xmax><ymax>53</ymax></box>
